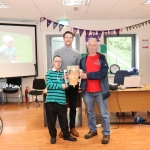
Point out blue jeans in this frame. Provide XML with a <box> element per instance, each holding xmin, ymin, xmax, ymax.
<box><xmin>82</xmin><ymin>91</ymin><xmax>110</xmax><ymax>135</ymax></box>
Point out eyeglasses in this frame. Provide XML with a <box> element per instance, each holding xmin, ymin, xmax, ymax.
<box><xmin>54</xmin><ymin>60</ymin><xmax>62</xmax><ymax>63</ymax></box>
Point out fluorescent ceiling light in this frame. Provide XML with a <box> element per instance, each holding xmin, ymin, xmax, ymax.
<box><xmin>144</xmin><ymin>0</ymin><xmax>150</xmax><ymax>4</ymax></box>
<box><xmin>0</xmin><ymin>1</ymin><xmax>9</xmax><ymax>8</ymax></box>
<box><xmin>62</xmin><ymin>0</ymin><xmax>90</xmax><ymax>6</ymax></box>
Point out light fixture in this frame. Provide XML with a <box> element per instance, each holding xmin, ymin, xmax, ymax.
<box><xmin>62</xmin><ymin>0</ymin><xmax>90</xmax><ymax>6</ymax></box>
<box><xmin>57</xmin><ymin>20</ymin><xmax>69</xmax><ymax>26</ymax></box>
<box><xmin>144</xmin><ymin>0</ymin><xmax>150</xmax><ymax>4</ymax></box>
<box><xmin>0</xmin><ymin>1</ymin><xmax>9</xmax><ymax>8</ymax></box>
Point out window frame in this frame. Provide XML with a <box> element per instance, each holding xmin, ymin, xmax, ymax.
<box><xmin>104</xmin><ymin>34</ymin><xmax>136</xmax><ymax>69</ymax></box>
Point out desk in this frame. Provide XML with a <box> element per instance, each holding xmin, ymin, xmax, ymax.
<box><xmin>43</xmin><ymin>90</ymin><xmax>82</xmax><ymax>127</ymax></box>
<box><xmin>95</xmin><ymin>85</ymin><xmax>150</xmax><ymax>113</ymax></box>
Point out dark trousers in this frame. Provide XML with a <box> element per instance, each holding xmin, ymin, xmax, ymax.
<box><xmin>66</xmin><ymin>85</ymin><xmax>79</xmax><ymax>129</ymax></box>
<box><xmin>45</xmin><ymin>102</ymin><xmax>70</xmax><ymax>138</ymax></box>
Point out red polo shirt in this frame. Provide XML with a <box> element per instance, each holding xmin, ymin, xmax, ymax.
<box><xmin>86</xmin><ymin>54</ymin><xmax>102</xmax><ymax>92</ymax></box>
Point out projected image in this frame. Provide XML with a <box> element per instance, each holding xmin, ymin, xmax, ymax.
<box><xmin>0</xmin><ymin>32</ymin><xmax>33</xmax><ymax>63</ymax></box>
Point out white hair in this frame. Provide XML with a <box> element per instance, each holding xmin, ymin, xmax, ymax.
<box><xmin>3</xmin><ymin>35</ymin><xmax>14</xmax><ymax>43</ymax></box>
<box><xmin>87</xmin><ymin>38</ymin><xmax>98</xmax><ymax>45</ymax></box>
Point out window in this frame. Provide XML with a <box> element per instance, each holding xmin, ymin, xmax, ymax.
<box><xmin>104</xmin><ymin>34</ymin><xmax>136</xmax><ymax>71</ymax></box>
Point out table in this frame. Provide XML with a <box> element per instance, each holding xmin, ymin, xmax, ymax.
<box><xmin>95</xmin><ymin>85</ymin><xmax>150</xmax><ymax>113</ymax></box>
<box><xmin>43</xmin><ymin>90</ymin><xmax>82</xmax><ymax>127</ymax></box>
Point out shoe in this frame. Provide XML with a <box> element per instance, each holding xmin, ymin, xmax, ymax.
<box><xmin>63</xmin><ymin>135</ymin><xmax>77</xmax><ymax>142</ymax></box>
<box><xmin>50</xmin><ymin>137</ymin><xmax>56</xmax><ymax>144</ymax></box>
<box><xmin>84</xmin><ymin>130</ymin><xmax>98</xmax><ymax>139</ymax></box>
<box><xmin>102</xmin><ymin>135</ymin><xmax>110</xmax><ymax>144</ymax></box>
<box><xmin>59</xmin><ymin>131</ymin><xmax>63</xmax><ymax>138</ymax></box>
<box><xmin>70</xmin><ymin>128</ymin><xmax>79</xmax><ymax>137</ymax></box>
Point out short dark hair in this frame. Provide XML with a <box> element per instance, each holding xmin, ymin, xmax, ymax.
<box><xmin>53</xmin><ymin>55</ymin><xmax>61</xmax><ymax>60</ymax></box>
<box><xmin>63</xmin><ymin>31</ymin><xmax>74</xmax><ymax>38</ymax></box>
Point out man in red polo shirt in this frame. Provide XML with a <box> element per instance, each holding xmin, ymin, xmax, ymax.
<box><xmin>79</xmin><ymin>38</ymin><xmax>110</xmax><ymax>144</ymax></box>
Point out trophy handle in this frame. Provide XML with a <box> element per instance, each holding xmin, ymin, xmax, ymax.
<box><xmin>79</xmin><ymin>69</ymin><xmax>82</xmax><ymax>89</ymax></box>
<box><xmin>64</xmin><ymin>70</ymin><xmax>68</xmax><ymax>85</ymax></box>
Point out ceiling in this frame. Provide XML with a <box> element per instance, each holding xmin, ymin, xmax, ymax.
<box><xmin>0</xmin><ymin>0</ymin><xmax>150</xmax><ymax>22</ymax></box>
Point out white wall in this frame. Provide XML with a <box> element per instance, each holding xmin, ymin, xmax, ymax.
<box><xmin>2</xmin><ymin>19</ymin><xmax>150</xmax><ymax>102</ymax></box>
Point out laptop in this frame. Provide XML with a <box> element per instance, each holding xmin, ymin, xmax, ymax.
<box><xmin>124</xmin><ymin>76</ymin><xmax>141</xmax><ymax>88</ymax></box>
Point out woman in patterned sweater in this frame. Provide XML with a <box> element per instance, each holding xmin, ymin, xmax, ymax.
<box><xmin>45</xmin><ymin>55</ymin><xmax>77</xmax><ymax>144</ymax></box>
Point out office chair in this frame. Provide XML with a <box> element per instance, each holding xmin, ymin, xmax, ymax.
<box><xmin>114</xmin><ymin>70</ymin><xmax>136</xmax><ymax>116</ymax></box>
<box><xmin>28</xmin><ymin>78</ymin><xmax>46</xmax><ymax>109</ymax></box>
<box><xmin>114</xmin><ymin>70</ymin><xmax>130</xmax><ymax>85</ymax></box>
<box><xmin>2</xmin><ymin>77</ymin><xmax>23</xmax><ymax>106</ymax></box>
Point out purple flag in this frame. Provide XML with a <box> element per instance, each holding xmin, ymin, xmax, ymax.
<box><xmin>85</xmin><ymin>35</ymin><xmax>100</xmax><ymax>42</ymax></box>
<box><xmin>73</xmin><ymin>28</ymin><xmax>78</xmax><ymax>35</ymax></box>
<box><xmin>104</xmin><ymin>31</ymin><xmax>108</xmax><ymax>36</ymax></box>
<box><xmin>91</xmin><ymin>31</ymin><xmax>96</xmax><ymax>36</ymax></box>
<box><xmin>53</xmin><ymin>22</ymin><xmax>58</xmax><ymax>29</ymax></box>
<box><xmin>59</xmin><ymin>24</ymin><xmax>64</xmax><ymax>32</ymax></box>
<box><xmin>115</xmin><ymin>29</ymin><xmax>120</xmax><ymax>36</ymax></box>
<box><xmin>97</xmin><ymin>31</ymin><xmax>102</xmax><ymax>38</ymax></box>
<box><xmin>109</xmin><ymin>30</ymin><xmax>114</xmax><ymax>36</ymax></box>
<box><xmin>47</xmin><ymin>19</ymin><xmax>52</xmax><ymax>28</ymax></box>
<box><xmin>85</xmin><ymin>30</ymin><xmax>90</xmax><ymax>36</ymax></box>
<box><xmin>40</xmin><ymin>17</ymin><xmax>46</xmax><ymax>22</ymax></box>
<box><xmin>79</xmin><ymin>29</ymin><xmax>84</xmax><ymax>37</ymax></box>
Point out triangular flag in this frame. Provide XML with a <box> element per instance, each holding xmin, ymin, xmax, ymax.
<box><xmin>40</xmin><ymin>17</ymin><xmax>46</xmax><ymax>22</ymax></box>
<box><xmin>79</xmin><ymin>29</ymin><xmax>84</xmax><ymax>37</ymax></box>
<box><xmin>138</xmin><ymin>24</ymin><xmax>141</xmax><ymax>27</ymax></box>
<box><xmin>145</xmin><ymin>21</ymin><xmax>147</xmax><ymax>25</ymax></box>
<box><xmin>142</xmin><ymin>22</ymin><xmax>144</xmax><ymax>26</ymax></box>
<box><xmin>109</xmin><ymin>30</ymin><xmax>114</xmax><ymax>36</ymax></box>
<box><xmin>59</xmin><ymin>24</ymin><xmax>64</xmax><ymax>32</ymax></box>
<box><xmin>97</xmin><ymin>31</ymin><xmax>102</xmax><ymax>38</ymax></box>
<box><xmin>135</xmin><ymin>24</ymin><xmax>138</xmax><ymax>28</ymax></box>
<box><xmin>73</xmin><ymin>28</ymin><xmax>78</xmax><ymax>36</ymax></box>
<box><xmin>120</xmin><ymin>28</ymin><xmax>123</xmax><ymax>32</ymax></box>
<box><xmin>85</xmin><ymin>30</ymin><xmax>90</xmax><ymax>36</ymax></box>
<box><xmin>103</xmin><ymin>31</ymin><xmax>108</xmax><ymax>36</ymax></box>
<box><xmin>91</xmin><ymin>31</ymin><xmax>96</xmax><ymax>36</ymax></box>
<box><xmin>129</xmin><ymin>26</ymin><xmax>132</xmax><ymax>30</ymax></box>
<box><xmin>53</xmin><ymin>22</ymin><xmax>58</xmax><ymax>29</ymax></box>
<box><xmin>132</xmin><ymin>26</ymin><xmax>135</xmax><ymax>29</ymax></box>
<box><xmin>115</xmin><ymin>29</ymin><xmax>120</xmax><ymax>36</ymax></box>
<box><xmin>47</xmin><ymin>19</ymin><xmax>52</xmax><ymax>28</ymax></box>
<box><xmin>148</xmin><ymin>20</ymin><xmax>150</xmax><ymax>24</ymax></box>
<box><xmin>125</xmin><ymin>27</ymin><xmax>128</xmax><ymax>31</ymax></box>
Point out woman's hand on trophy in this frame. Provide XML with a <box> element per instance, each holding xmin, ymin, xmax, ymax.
<box><xmin>62</xmin><ymin>84</ymin><xmax>68</xmax><ymax>89</ymax></box>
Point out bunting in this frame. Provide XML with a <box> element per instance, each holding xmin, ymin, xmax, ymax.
<box><xmin>97</xmin><ymin>31</ymin><xmax>102</xmax><ymax>38</ymax></box>
<box><xmin>91</xmin><ymin>31</ymin><xmax>96</xmax><ymax>36</ymax></box>
<box><xmin>59</xmin><ymin>24</ymin><xmax>64</xmax><ymax>32</ymax></box>
<box><xmin>40</xmin><ymin>17</ymin><xmax>46</xmax><ymax>22</ymax></box>
<box><xmin>86</xmin><ymin>35</ymin><xmax>100</xmax><ymax>42</ymax></box>
<box><xmin>125</xmin><ymin>20</ymin><xmax>150</xmax><ymax>31</ymax></box>
<box><xmin>47</xmin><ymin>19</ymin><xmax>52</xmax><ymax>28</ymax></box>
<box><xmin>40</xmin><ymin>17</ymin><xmax>150</xmax><ymax>37</ymax></box>
<box><xmin>53</xmin><ymin>22</ymin><xmax>58</xmax><ymax>29</ymax></box>
<box><xmin>109</xmin><ymin>30</ymin><xmax>114</xmax><ymax>36</ymax></box>
<box><xmin>115</xmin><ymin>29</ymin><xmax>120</xmax><ymax>36</ymax></box>
<box><xmin>104</xmin><ymin>31</ymin><xmax>108</xmax><ymax>36</ymax></box>
<box><xmin>79</xmin><ymin>29</ymin><xmax>84</xmax><ymax>37</ymax></box>
<box><xmin>85</xmin><ymin>30</ymin><xmax>90</xmax><ymax>36</ymax></box>
<box><xmin>73</xmin><ymin>28</ymin><xmax>78</xmax><ymax>35</ymax></box>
